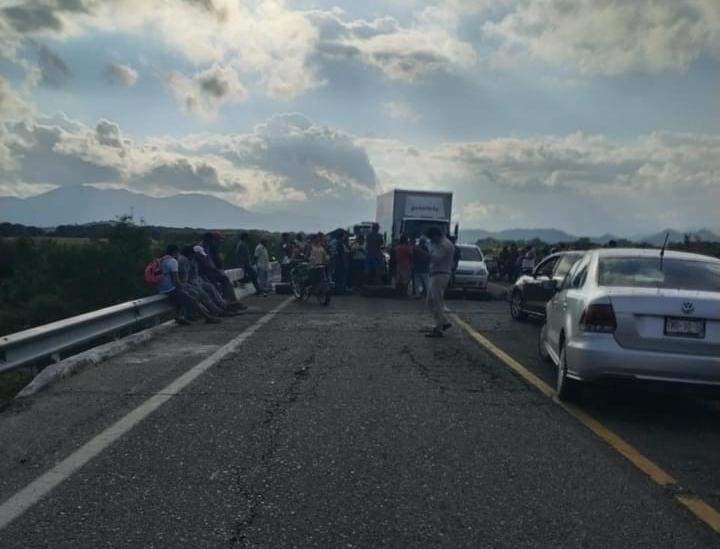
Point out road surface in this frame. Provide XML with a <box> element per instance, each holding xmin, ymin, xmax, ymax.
<box><xmin>0</xmin><ymin>294</ymin><xmax>718</xmax><ymax>547</ymax></box>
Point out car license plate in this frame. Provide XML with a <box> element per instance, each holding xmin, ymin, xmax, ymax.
<box><xmin>664</xmin><ymin>317</ymin><xmax>706</xmax><ymax>338</ymax></box>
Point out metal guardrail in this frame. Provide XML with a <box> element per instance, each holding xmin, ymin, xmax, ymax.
<box><xmin>0</xmin><ymin>267</ymin><xmax>248</xmax><ymax>375</ymax></box>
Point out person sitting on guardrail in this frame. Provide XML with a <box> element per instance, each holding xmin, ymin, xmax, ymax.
<box><xmin>180</xmin><ymin>246</ymin><xmax>241</xmax><ymax>317</ymax></box>
<box><xmin>198</xmin><ymin>232</ymin><xmax>245</xmax><ymax>309</ymax></box>
<box><xmin>159</xmin><ymin>244</ymin><xmax>221</xmax><ymax>325</ymax></box>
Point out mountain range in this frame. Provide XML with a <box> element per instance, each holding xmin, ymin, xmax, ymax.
<box><xmin>0</xmin><ymin>186</ymin><xmax>323</xmax><ymax>231</ymax></box>
<box><xmin>2</xmin><ymin>186</ymin><xmax>718</xmax><ymax>243</ymax></box>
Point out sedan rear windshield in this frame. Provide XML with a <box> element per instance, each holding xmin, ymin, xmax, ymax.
<box><xmin>598</xmin><ymin>257</ymin><xmax>720</xmax><ymax>292</ymax></box>
<box><xmin>459</xmin><ymin>247</ymin><xmax>483</xmax><ymax>261</ymax></box>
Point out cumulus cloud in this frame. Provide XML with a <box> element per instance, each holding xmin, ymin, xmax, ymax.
<box><xmin>311</xmin><ymin>7</ymin><xmax>476</xmax><ymax>81</ymax></box>
<box><xmin>0</xmin><ymin>77</ymin><xmax>32</xmax><ymax>121</ymax></box>
<box><xmin>104</xmin><ymin>63</ymin><xmax>138</xmax><ymax>86</ymax></box>
<box><xmin>36</xmin><ymin>43</ymin><xmax>71</xmax><ymax>87</ymax></box>
<box><xmin>0</xmin><ymin>111</ymin><xmax>378</xmax><ymax>215</ymax></box>
<box><xmin>168</xmin><ymin>65</ymin><xmax>248</xmax><ymax>120</ymax></box>
<box><xmin>361</xmin><ymin>131</ymin><xmax>720</xmax><ymax>232</ymax></box>
<box><xmin>484</xmin><ymin>0</ymin><xmax>720</xmax><ymax>75</ymax></box>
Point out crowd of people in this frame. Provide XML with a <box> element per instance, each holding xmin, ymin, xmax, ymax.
<box><xmin>152</xmin><ymin>231</ymin><xmax>271</xmax><ymax>325</ymax></box>
<box><xmin>152</xmin><ymin>224</ymin><xmax>460</xmax><ymax>337</ymax></box>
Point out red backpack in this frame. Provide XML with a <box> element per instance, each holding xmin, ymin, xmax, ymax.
<box><xmin>144</xmin><ymin>257</ymin><xmax>164</xmax><ymax>285</ymax></box>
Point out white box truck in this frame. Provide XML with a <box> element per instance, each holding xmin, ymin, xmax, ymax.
<box><xmin>376</xmin><ymin>189</ymin><xmax>454</xmax><ymax>242</ymax></box>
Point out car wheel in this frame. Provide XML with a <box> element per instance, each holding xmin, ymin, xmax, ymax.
<box><xmin>510</xmin><ymin>290</ymin><xmax>527</xmax><ymax>321</ymax></box>
<box><xmin>557</xmin><ymin>344</ymin><xmax>582</xmax><ymax>402</ymax></box>
<box><xmin>538</xmin><ymin>323</ymin><xmax>552</xmax><ymax>363</ymax></box>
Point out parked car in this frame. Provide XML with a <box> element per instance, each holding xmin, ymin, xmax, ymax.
<box><xmin>510</xmin><ymin>251</ymin><xmax>584</xmax><ymax>320</ymax></box>
<box><xmin>539</xmin><ymin>248</ymin><xmax>720</xmax><ymax>401</ymax></box>
<box><xmin>453</xmin><ymin>244</ymin><xmax>489</xmax><ymax>291</ymax></box>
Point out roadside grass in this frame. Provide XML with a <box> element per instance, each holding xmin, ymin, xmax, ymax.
<box><xmin>0</xmin><ymin>370</ymin><xmax>33</xmax><ymax>409</ymax></box>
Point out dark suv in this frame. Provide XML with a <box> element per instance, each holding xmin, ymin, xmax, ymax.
<box><xmin>509</xmin><ymin>251</ymin><xmax>584</xmax><ymax>320</ymax></box>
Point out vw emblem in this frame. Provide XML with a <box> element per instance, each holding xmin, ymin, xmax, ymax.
<box><xmin>681</xmin><ymin>302</ymin><xmax>695</xmax><ymax>315</ymax></box>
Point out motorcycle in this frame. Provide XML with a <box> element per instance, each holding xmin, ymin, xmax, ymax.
<box><xmin>290</xmin><ymin>262</ymin><xmax>331</xmax><ymax>306</ymax></box>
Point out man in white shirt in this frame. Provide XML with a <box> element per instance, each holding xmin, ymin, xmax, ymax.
<box><xmin>425</xmin><ymin>227</ymin><xmax>455</xmax><ymax>337</ymax></box>
<box><xmin>254</xmin><ymin>239</ymin><xmax>270</xmax><ymax>296</ymax></box>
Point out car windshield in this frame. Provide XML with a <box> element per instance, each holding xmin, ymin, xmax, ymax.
<box><xmin>598</xmin><ymin>257</ymin><xmax>720</xmax><ymax>292</ymax></box>
<box><xmin>460</xmin><ymin>247</ymin><xmax>483</xmax><ymax>261</ymax></box>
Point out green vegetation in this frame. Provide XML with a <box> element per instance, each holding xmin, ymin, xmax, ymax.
<box><xmin>0</xmin><ymin>219</ymin><xmax>287</xmax><ymax>337</ymax></box>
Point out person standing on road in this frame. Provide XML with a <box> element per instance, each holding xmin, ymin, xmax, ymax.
<box><xmin>254</xmin><ymin>238</ymin><xmax>270</xmax><ymax>296</ymax></box>
<box><xmin>412</xmin><ymin>236</ymin><xmax>430</xmax><ymax>298</ymax></box>
<box><xmin>236</xmin><ymin>233</ymin><xmax>263</xmax><ymax>296</ymax></box>
<box><xmin>365</xmin><ymin>223</ymin><xmax>384</xmax><ymax>285</ymax></box>
<box><xmin>393</xmin><ymin>234</ymin><xmax>413</xmax><ymax>297</ymax></box>
<box><xmin>425</xmin><ymin>227</ymin><xmax>455</xmax><ymax>338</ymax></box>
<box><xmin>280</xmin><ymin>232</ymin><xmax>294</xmax><ymax>283</ymax></box>
<box><xmin>349</xmin><ymin>235</ymin><xmax>366</xmax><ymax>289</ymax></box>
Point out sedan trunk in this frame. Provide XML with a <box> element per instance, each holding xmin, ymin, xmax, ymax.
<box><xmin>607</xmin><ymin>288</ymin><xmax>720</xmax><ymax>356</ymax></box>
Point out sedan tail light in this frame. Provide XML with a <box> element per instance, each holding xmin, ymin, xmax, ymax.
<box><xmin>580</xmin><ymin>303</ymin><xmax>617</xmax><ymax>333</ymax></box>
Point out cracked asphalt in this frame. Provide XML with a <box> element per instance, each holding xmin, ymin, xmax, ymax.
<box><xmin>0</xmin><ymin>294</ymin><xmax>718</xmax><ymax>547</ymax></box>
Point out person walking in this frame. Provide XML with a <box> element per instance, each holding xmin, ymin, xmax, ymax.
<box><xmin>254</xmin><ymin>238</ymin><xmax>270</xmax><ymax>296</ymax></box>
<box><xmin>424</xmin><ymin>227</ymin><xmax>455</xmax><ymax>338</ymax></box>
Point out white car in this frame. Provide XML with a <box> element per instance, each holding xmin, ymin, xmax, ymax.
<box><xmin>453</xmin><ymin>244</ymin><xmax>489</xmax><ymax>290</ymax></box>
<box><xmin>539</xmin><ymin>248</ymin><xmax>720</xmax><ymax>401</ymax></box>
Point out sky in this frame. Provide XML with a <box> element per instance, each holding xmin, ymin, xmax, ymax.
<box><xmin>0</xmin><ymin>0</ymin><xmax>719</xmax><ymax>235</ymax></box>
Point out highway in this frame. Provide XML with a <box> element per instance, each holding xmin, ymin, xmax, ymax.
<box><xmin>1</xmin><ymin>293</ymin><xmax>719</xmax><ymax>547</ymax></box>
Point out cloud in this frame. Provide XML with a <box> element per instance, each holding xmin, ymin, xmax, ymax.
<box><xmin>383</xmin><ymin>101</ymin><xmax>421</xmax><ymax>123</ymax></box>
<box><xmin>0</xmin><ymin>77</ymin><xmax>32</xmax><ymax>121</ymax></box>
<box><xmin>311</xmin><ymin>7</ymin><xmax>477</xmax><ymax>81</ymax></box>
<box><xmin>361</xmin><ymin>131</ymin><xmax>720</xmax><ymax>232</ymax></box>
<box><xmin>1</xmin><ymin>119</ymin><xmax>123</xmax><ymax>186</ymax></box>
<box><xmin>168</xmin><ymin>65</ymin><xmax>248</xmax><ymax>120</ymax></box>
<box><xmin>104</xmin><ymin>63</ymin><xmax>138</xmax><ymax>86</ymax></box>
<box><xmin>0</xmin><ymin>111</ymin><xmax>377</xmax><ymax>216</ymax></box>
<box><xmin>95</xmin><ymin>119</ymin><xmax>125</xmax><ymax>148</ymax></box>
<box><xmin>36</xmin><ymin>43</ymin><xmax>71</xmax><ymax>87</ymax></box>
<box><xmin>131</xmin><ymin>158</ymin><xmax>233</xmax><ymax>193</ymax></box>
<box><xmin>483</xmin><ymin>0</ymin><xmax>720</xmax><ymax>75</ymax></box>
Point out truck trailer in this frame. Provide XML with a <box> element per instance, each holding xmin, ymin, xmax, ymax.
<box><xmin>375</xmin><ymin>189</ymin><xmax>454</xmax><ymax>243</ymax></box>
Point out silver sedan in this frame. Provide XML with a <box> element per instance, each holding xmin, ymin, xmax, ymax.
<box><xmin>539</xmin><ymin>248</ymin><xmax>720</xmax><ymax>401</ymax></box>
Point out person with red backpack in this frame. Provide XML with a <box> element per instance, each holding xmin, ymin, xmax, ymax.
<box><xmin>152</xmin><ymin>244</ymin><xmax>221</xmax><ymax>325</ymax></box>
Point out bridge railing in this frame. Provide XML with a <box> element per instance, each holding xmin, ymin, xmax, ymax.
<box><xmin>0</xmin><ymin>267</ymin><xmax>248</xmax><ymax>375</ymax></box>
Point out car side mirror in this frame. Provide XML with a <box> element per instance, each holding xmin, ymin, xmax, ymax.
<box><xmin>542</xmin><ymin>279</ymin><xmax>561</xmax><ymax>292</ymax></box>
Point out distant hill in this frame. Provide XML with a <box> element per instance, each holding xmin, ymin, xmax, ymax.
<box><xmin>0</xmin><ymin>186</ymin><xmax>315</xmax><ymax>231</ymax></box>
<box><xmin>460</xmin><ymin>228</ymin><xmax>577</xmax><ymax>244</ymax></box>
<box><xmin>460</xmin><ymin>227</ymin><xmax>720</xmax><ymax>245</ymax></box>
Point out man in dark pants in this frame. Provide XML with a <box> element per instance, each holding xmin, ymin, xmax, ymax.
<box><xmin>236</xmin><ymin>232</ymin><xmax>262</xmax><ymax>295</ymax></box>
<box><xmin>197</xmin><ymin>232</ymin><xmax>246</xmax><ymax>310</ymax></box>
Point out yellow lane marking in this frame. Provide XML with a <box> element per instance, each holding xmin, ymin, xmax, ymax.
<box><xmin>677</xmin><ymin>496</ymin><xmax>720</xmax><ymax>534</ymax></box>
<box><xmin>451</xmin><ymin>313</ymin><xmax>720</xmax><ymax>533</ymax></box>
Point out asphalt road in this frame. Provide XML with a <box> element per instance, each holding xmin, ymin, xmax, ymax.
<box><xmin>0</xmin><ymin>293</ymin><xmax>718</xmax><ymax>547</ymax></box>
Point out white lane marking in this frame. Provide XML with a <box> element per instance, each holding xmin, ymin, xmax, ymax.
<box><xmin>0</xmin><ymin>297</ymin><xmax>293</xmax><ymax>531</ymax></box>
